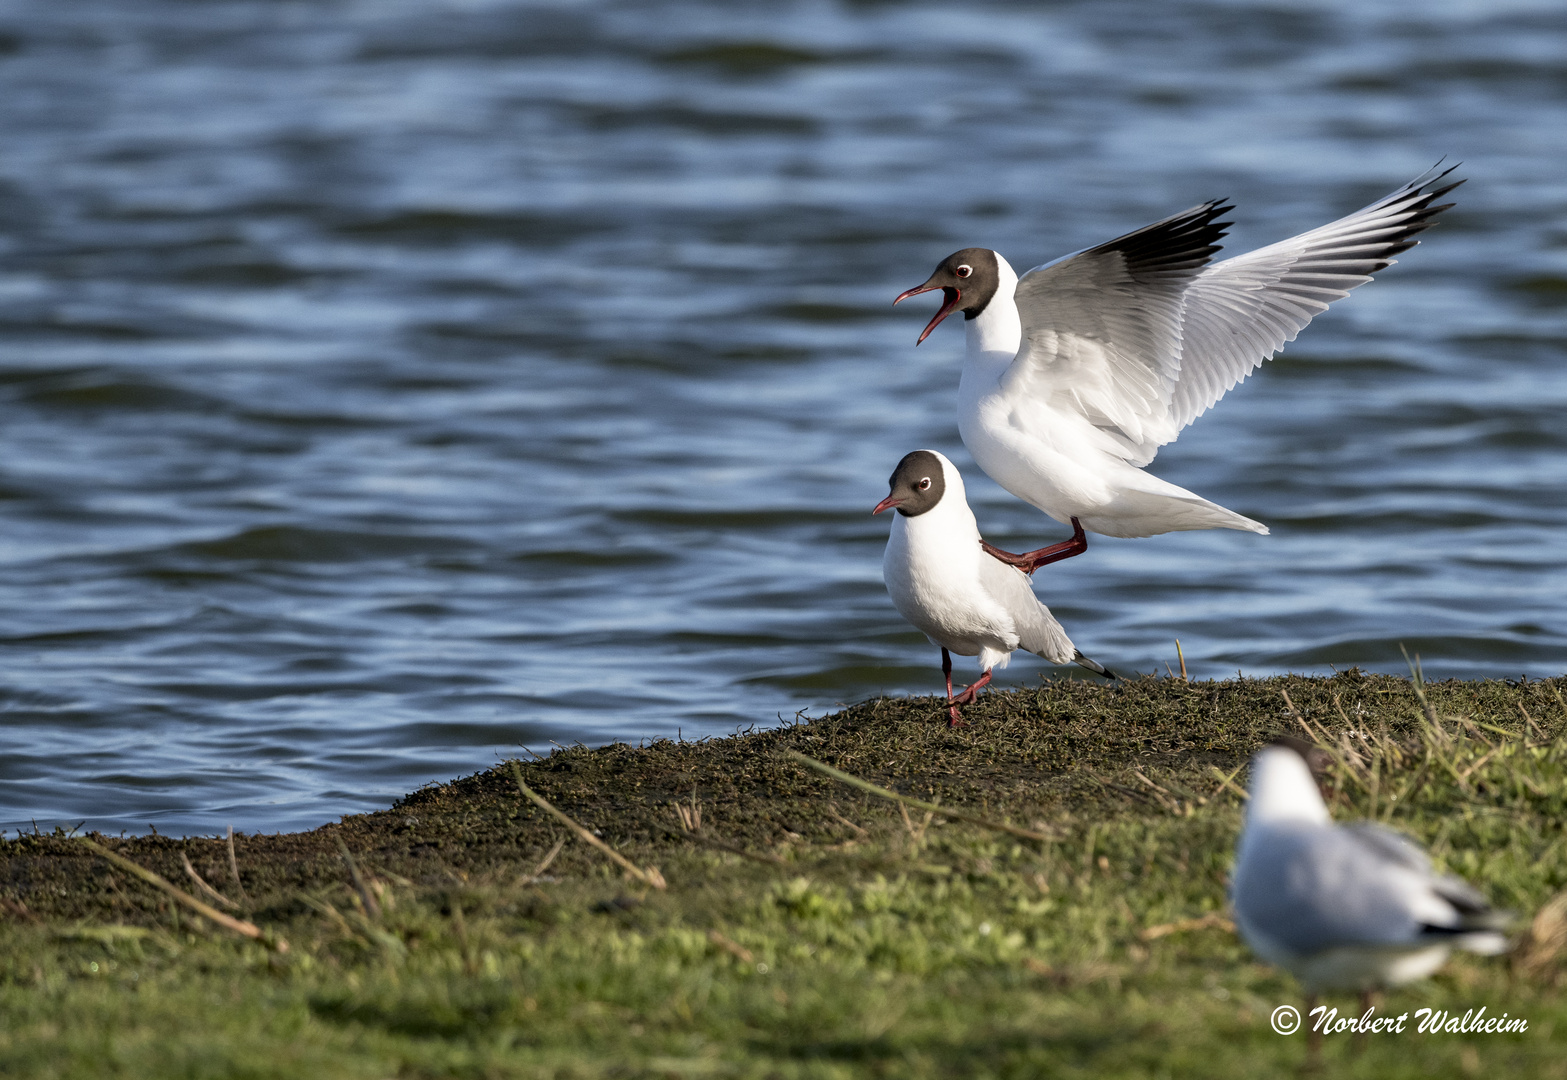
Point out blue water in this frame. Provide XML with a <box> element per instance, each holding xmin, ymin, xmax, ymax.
<box><xmin>1</xmin><ymin>0</ymin><xmax>1563</xmax><ymax>835</ymax></box>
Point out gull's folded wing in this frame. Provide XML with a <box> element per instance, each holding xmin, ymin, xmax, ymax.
<box><xmin>975</xmin><ymin>553</ymin><xmax>1074</xmax><ymax>666</ymax></box>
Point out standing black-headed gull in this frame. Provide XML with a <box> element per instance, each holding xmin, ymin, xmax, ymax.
<box><xmin>873</xmin><ymin>449</ymin><xmax>1114</xmax><ymax>726</ymax></box>
<box><xmin>1232</xmin><ymin>738</ymin><xmax>1507</xmax><ymax>1040</ymax></box>
<box><xmin>895</xmin><ymin>168</ymin><xmax>1462</xmax><ymax>572</ymax></box>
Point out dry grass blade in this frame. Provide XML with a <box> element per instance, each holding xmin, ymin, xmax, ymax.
<box><xmin>1095</xmin><ymin>777</ymin><xmax>1162</xmax><ymax>808</ymax></box>
<box><xmin>826</xmin><ymin>802</ymin><xmax>868</xmax><ymax>838</ymax></box>
<box><xmin>450</xmin><ymin>899</ymin><xmax>476</xmax><ymax>975</ymax></box>
<box><xmin>1133</xmin><ymin>768</ymin><xmax>1201</xmax><ymax>811</ymax></box>
<box><xmin>226</xmin><ymin>825</ymin><xmax>250</xmax><ymax>905</ymax></box>
<box><xmin>1140</xmin><ymin>913</ymin><xmax>1235</xmax><ymax>942</ymax></box>
<box><xmin>1280</xmin><ymin>689</ymin><xmax>1370</xmax><ymax>793</ymax></box>
<box><xmin>1280</xmin><ymin>690</ymin><xmax>1342</xmax><ymax>767</ymax></box>
<box><xmin>1512</xmin><ymin>889</ymin><xmax>1567</xmax><ymax>980</ymax></box>
<box><xmin>511</xmin><ymin>762</ymin><xmax>666</xmax><ymax>889</ymax></box>
<box><xmin>783</xmin><ymin>751</ymin><xmax>1050</xmax><ymax>841</ymax></box>
<box><xmin>180</xmin><ymin>852</ymin><xmax>239</xmax><ymax>911</ymax></box>
<box><xmin>1456</xmin><ymin>746</ymin><xmax>1500</xmax><ymax>783</ymax></box>
<box><xmin>336</xmin><ymin>838</ymin><xmax>382</xmax><ymax>920</ymax></box>
<box><xmin>1456</xmin><ymin>715</ymin><xmax>1496</xmax><ymax>750</ymax></box>
<box><xmin>78</xmin><ymin>837</ymin><xmax>285</xmax><ymax>952</ymax></box>
<box><xmin>1518</xmin><ymin>702</ymin><xmax>1542</xmax><ymax>741</ymax></box>
<box><xmin>1208</xmin><ymin>763</ymin><xmax>1249</xmax><ymax>802</ymax></box>
<box><xmin>1400</xmin><ymin>645</ymin><xmax>1450</xmax><ymax>742</ymax></box>
<box><xmin>1128</xmin><ymin>770</ymin><xmax>1180</xmax><ymax>814</ymax></box>
<box><xmin>1174</xmin><ymin>639</ymin><xmax>1187</xmax><ymax>682</ymax></box>
<box><xmin>1280</xmin><ymin>690</ymin><xmax>1330</xmax><ymax>745</ymax></box>
<box><xmin>297</xmin><ymin>892</ymin><xmax>362</xmax><ymax>942</ymax></box>
<box><xmin>674</xmin><ymin>798</ymin><xmax>702</xmax><ymax>833</ymax></box>
<box><xmin>366</xmin><ymin>863</ymin><xmax>414</xmax><ymax>889</ymax></box>
<box><xmin>707</xmin><ymin>929</ymin><xmax>755</xmax><ymax>963</ymax></box>
<box><xmin>898</xmin><ymin>801</ymin><xmax>935</xmax><ymax>842</ymax></box>
<box><xmin>1336</xmin><ymin>731</ymin><xmax>1368</xmax><ymax>773</ymax></box>
<box><xmin>665</xmin><ymin>826</ymin><xmax>788</xmax><ymax>867</ymax></box>
<box><xmin>1131</xmin><ymin>768</ymin><xmax>1172</xmax><ymax>797</ymax></box>
<box><xmin>520</xmin><ymin>837</ymin><xmax>567</xmax><ymax>886</ymax></box>
<box><xmin>1</xmin><ymin>897</ymin><xmax>35</xmax><ymax>922</ymax></box>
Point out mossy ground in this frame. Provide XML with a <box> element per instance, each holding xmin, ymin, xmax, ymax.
<box><xmin>3</xmin><ymin>673</ymin><xmax>1566</xmax><ymax>1078</ymax></box>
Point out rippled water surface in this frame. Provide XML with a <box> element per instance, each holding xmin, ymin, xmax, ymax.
<box><xmin>1</xmin><ymin>0</ymin><xmax>1564</xmax><ymax>834</ymax></box>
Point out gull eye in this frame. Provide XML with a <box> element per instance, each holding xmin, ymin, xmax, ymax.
<box><xmin>954</xmin><ymin>264</ymin><xmax>972</xmax><ymax>279</ymax></box>
<box><xmin>917</xmin><ymin>477</ymin><xmax>931</xmax><ymax>490</ymax></box>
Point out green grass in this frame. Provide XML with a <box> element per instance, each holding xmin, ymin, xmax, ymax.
<box><xmin>2</xmin><ymin>672</ymin><xmax>1566</xmax><ymax>1078</ymax></box>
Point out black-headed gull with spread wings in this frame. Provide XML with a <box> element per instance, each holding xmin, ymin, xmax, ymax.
<box><xmin>873</xmin><ymin>449</ymin><xmax>1114</xmax><ymax>726</ymax></box>
<box><xmin>895</xmin><ymin>167</ymin><xmax>1461</xmax><ymax>571</ymax></box>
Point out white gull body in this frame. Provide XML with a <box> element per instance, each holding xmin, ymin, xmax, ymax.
<box><xmin>1231</xmin><ymin>742</ymin><xmax>1507</xmax><ymax>993</ymax></box>
<box><xmin>880</xmin><ymin>450</ymin><xmax>1087</xmax><ymax>675</ymax></box>
<box><xmin>908</xmin><ymin>169</ymin><xmax>1461</xmax><ymax>539</ymax></box>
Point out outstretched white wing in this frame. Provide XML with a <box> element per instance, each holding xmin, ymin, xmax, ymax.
<box><xmin>1003</xmin><ymin>200</ymin><xmax>1231</xmax><ymax>465</ymax></box>
<box><xmin>1002</xmin><ymin>167</ymin><xmax>1460</xmax><ymax>466</ymax></box>
<box><xmin>1171</xmin><ymin>166</ymin><xmax>1462</xmax><ymax>430</ymax></box>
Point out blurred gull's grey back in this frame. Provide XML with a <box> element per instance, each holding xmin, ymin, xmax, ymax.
<box><xmin>1231</xmin><ymin>741</ymin><xmax>1507</xmax><ymax>993</ymax></box>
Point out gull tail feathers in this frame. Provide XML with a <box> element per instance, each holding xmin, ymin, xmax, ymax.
<box><xmin>1073</xmin><ymin>651</ymin><xmax>1118</xmax><ymax>681</ymax></box>
<box><xmin>1417</xmin><ymin>924</ymin><xmax>1511</xmax><ymax>956</ymax></box>
<box><xmin>1418</xmin><ymin>895</ymin><xmax>1513</xmax><ymax>956</ymax></box>
<box><xmin>1081</xmin><ymin>483</ymin><xmax>1268</xmax><ymax>539</ymax></box>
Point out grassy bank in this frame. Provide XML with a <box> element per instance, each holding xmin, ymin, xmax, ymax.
<box><xmin>3</xmin><ymin>672</ymin><xmax>1566</xmax><ymax>1078</ymax></box>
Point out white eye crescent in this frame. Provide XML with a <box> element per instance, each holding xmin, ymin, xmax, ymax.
<box><xmin>917</xmin><ymin>477</ymin><xmax>931</xmax><ymax>490</ymax></box>
<box><xmin>954</xmin><ymin>264</ymin><xmax>972</xmax><ymax>279</ymax></box>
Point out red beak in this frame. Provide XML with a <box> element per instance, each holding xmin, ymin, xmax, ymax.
<box><xmin>872</xmin><ymin>495</ymin><xmax>902</xmax><ymax>515</ymax></box>
<box><xmin>893</xmin><ymin>285</ymin><xmax>962</xmax><ymax>345</ymax></box>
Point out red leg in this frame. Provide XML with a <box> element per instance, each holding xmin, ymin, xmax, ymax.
<box><xmin>947</xmin><ymin>669</ymin><xmax>993</xmax><ymax>727</ymax></box>
<box><xmin>981</xmin><ymin>517</ymin><xmax>1087</xmax><ymax>575</ymax></box>
<box><xmin>950</xmin><ymin>670</ymin><xmax>993</xmax><ymax>705</ymax></box>
<box><xmin>941</xmin><ymin>648</ymin><xmax>966</xmax><ymax>727</ymax></box>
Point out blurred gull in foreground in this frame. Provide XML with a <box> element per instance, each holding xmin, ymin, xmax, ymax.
<box><xmin>873</xmin><ymin>449</ymin><xmax>1114</xmax><ymax>727</ymax></box>
<box><xmin>1232</xmin><ymin>738</ymin><xmax>1508</xmax><ymax>1046</ymax></box>
<box><xmin>895</xmin><ymin>167</ymin><xmax>1462</xmax><ymax>571</ymax></box>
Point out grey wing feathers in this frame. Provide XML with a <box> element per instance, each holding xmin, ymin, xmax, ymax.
<box><xmin>1339</xmin><ymin>821</ymin><xmax>1503</xmax><ymax>921</ymax></box>
<box><xmin>1239</xmin><ymin>826</ymin><xmax>1434</xmax><ymax>953</ymax></box>
<box><xmin>1425</xmin><ymin>882</ymin><xmax>1509</xmax><ymax>935</ymax></box>
<box><xmin>1241</xmin><ymin>821</ymin><xmax>1505</xmax><ymax>955</ymax></box>
<box><xmin>1342</xmin><ymin>821</ymin><xmax>1434</xmax><ymax>874</ymax></box>
<box><xmin>1009</xmin><ymin>201</ymin><xmax>1231</xmax><ymax>459</ymax></box>
<box><xmin>1355</xmin><ymin>820</ymin><xmax>1512</xmax><ymax>928</ymax></box>
<box><xmin>1003</xmin><ymin>168</ymin><xmax>1459</xmax><ymax>466</ymax></box>
<box><xmin>1170</xmin><ymin>165</ymin><xmax>1462</xmax><ymax>431</ymax></box>
<box><xmin>1339</xmin><ymin>823</ymin><xmax>1502</xmax><ymax>926</ymax></box>
<box><xmin>976</xmin><ymin>553</ymin><xmax>1075</xmax><ymax>665</ymax></box>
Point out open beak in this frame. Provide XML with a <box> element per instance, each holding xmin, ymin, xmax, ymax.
<box><xmin>893</xmin><ymin>284</ymin><xmax>962</xmax><ymax>345</ymax></box>
<box><xmin>872</xmin><ymin>495</ymin><xmax>902</xmax><ymax>515</ymax></box>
